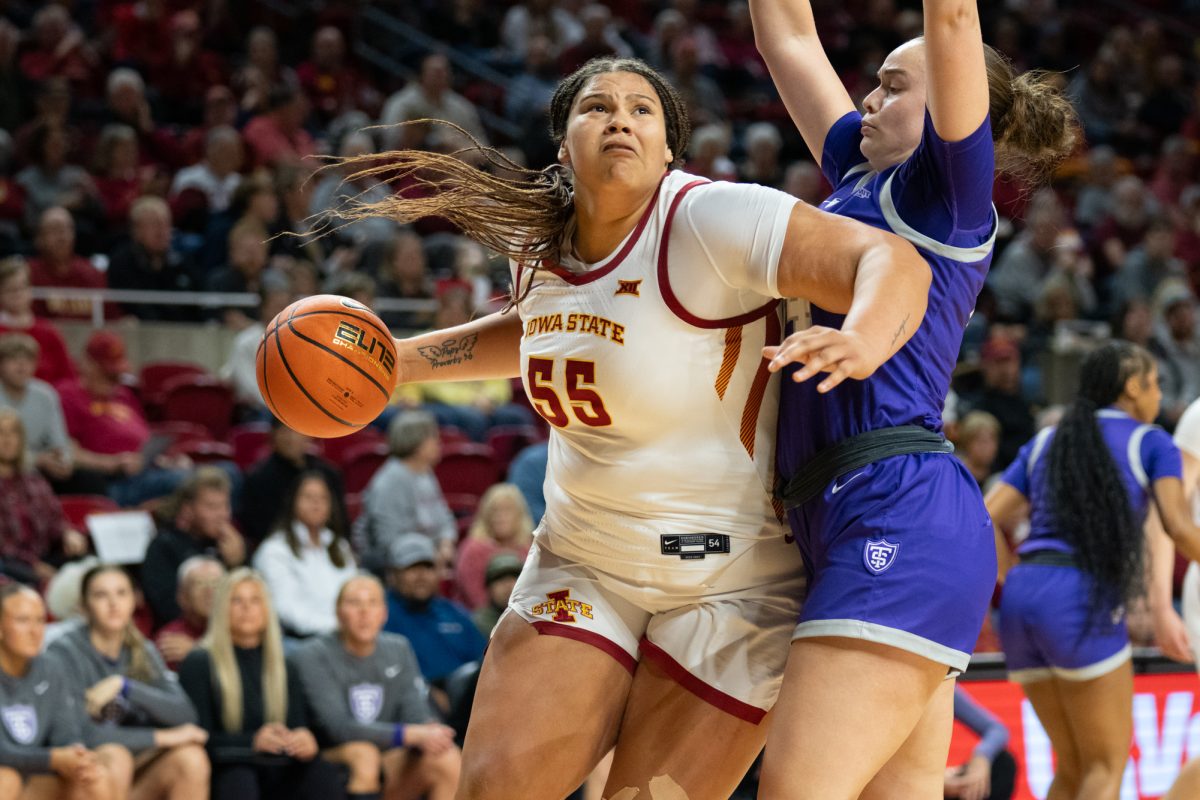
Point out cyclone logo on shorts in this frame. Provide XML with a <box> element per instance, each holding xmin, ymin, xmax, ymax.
<box><xmin>863</xmin><ymin>538</ymin><xmax>900</xmax><ymax>575</ymax></box>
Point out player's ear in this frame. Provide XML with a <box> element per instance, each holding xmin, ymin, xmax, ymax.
<box><xmin>665</xmin><ymin>147</ymin><xmax>673</xmax><ymax>166</ymax></box>
<box><xmin>558</xmin><ymin>142</ymin><xmax>570</xmax><ymax>165</ymax></box>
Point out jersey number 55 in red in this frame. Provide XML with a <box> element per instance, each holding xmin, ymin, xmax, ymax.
<box><xmin>526</xmin><ymin>357</ymin><xmax>613</xmax><ymax>428</ymax></box>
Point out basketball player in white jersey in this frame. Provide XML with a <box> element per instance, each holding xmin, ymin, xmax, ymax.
<box><xmin>331</xmin><ymin>57</ymin><xmax>931</xmax><ymax>799</ymax></box>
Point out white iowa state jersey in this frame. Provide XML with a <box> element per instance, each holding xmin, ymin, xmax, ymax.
<box><xmin>513</xmin><ymin>170</ymin><xmax>792</xmax><ymax>569</ymax></box>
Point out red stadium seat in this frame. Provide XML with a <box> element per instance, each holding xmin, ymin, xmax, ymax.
<box><xmin>140</xmin><ymin>361</ymin><xmax>210</xmax><ymax>418</ymax></box>
<box><xmin>229</xmin><ymin>422</ymin><xmax>272</xmax><ymax>469</ymax></box>
<box><xmin>341</xmin><ymin>442</ymin><xmax>390</xmax><ymax>494</ymax></box>
<box><xmin>159</xmin><ymin>375</ymin><xmax>236</xmax><ymax>439</ymax></box>
<box><xmin>322</xmin><ymin>426</ymin><xmax>386</xmax><ymax>467</ymax></box>
<box><xmin>439</xmin><ymin>425</ymin><xmax>471</xmax><ymax>446</ymax></box>
<box><xmin>58</xmin><ymin>495</ymin><xmax>120</xmax><ymax>530</ymax></box>
<box><xmin>434</xmin><ymin>443</ymin><xmax>503</xmax><ymax>500</ymax></box>
<box><xmin>149</xmin><ymin>420</ymin><xmax>211</xmax><ymax>446</ymax></box>
<box><xmin>443</xmin><ymin>493</ymin><xmax>479</xmax><ymax>519</ymax></box>
<box><xmin>485</xmin><ymin>424</ymin><xmax>542</xmax><ymax>469</ymax></box>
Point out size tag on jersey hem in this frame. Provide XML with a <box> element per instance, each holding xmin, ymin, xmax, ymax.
<box><xmin>660</xmin><ymin>534</ymin><xmax>730</xmax><ymax>560</ymax></box>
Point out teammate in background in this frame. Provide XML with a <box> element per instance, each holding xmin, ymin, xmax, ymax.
<box><xmin>988</xmin><ymin>342</ymin><xmax>1200</xmax><ymax>800</ymax></box>
<box><xmin>749</xmin><ymin>0</ymin><xmax>1077</xmax><ymax>795</ymax></box>
<box><xmin>46</xmin><ymin>565</ymin><xmax>210</xmax><ymax>800</ymax></box>
<box><xmin>178</xmin><ymin>569</ymin><xmax>344</xmax><ymax>800</ymax></box>
<box><xmin>327</xmin><ymin>56</ymin><xmax>930</xmax><ymax>799</ymax></box>
<box><xmin>293</xmin><ymin>575</ymin><xmax>460</xmax><ymax>800</ymax></box>
<box><xmin>1148</xmin><ymin>396</ymin><xmax>1200</xmax><ymax>800</ymax></box>
<box><xmin>0</xmin><ymin>583</ymin><xmax>126</xmax><ymax>800</ymax></box>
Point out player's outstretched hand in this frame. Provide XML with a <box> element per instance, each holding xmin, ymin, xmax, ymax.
<box><xmin>763</xmin><ymin>326</ymin><xmax>883</xmax><ymax>393</ymax></box>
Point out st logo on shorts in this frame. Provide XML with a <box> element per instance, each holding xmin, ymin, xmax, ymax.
<box><xmin>863</xmin><ymin>538</ymin><xmax>900</xmax><ymax>575</ymax></box>
<box><xmin>349</xmin><ymin>683</ymin><xmax>384</xmax><ymax>723</ymax></box>
<box><xmin>1</xmin><ymin>705</ymin><xmax>37</xmax><ymax>744</ymax></box>
<box><xmin>530</xmin><ymin>589</ymin><xmax>594</xmax><ymax>623</ymax></box>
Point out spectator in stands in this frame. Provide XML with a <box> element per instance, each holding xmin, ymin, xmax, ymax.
<box><xmin>1113</xmin><ymin>298</ymin><xmax>1155</xmax><ymax>349</ymax></box>
<box><xmin>171</xmin><ymin>126</ymin><xmax>244</xmax><ymax>218</ymax></box>
<box><xmin>179</xmin><ymin>85</ymin><xmax>240</xmax><ymax>166</ymax></box>
<box><xmin>472</xmin><ymin>553</ymin><xmax>524</xmax><ymax>637</ymax></box>
<box><xmin>686</xmin><ymin>124</ymin><xmax>737</xmax><ymax>182</ymax></box>
<box><xmin>235</xmin><ymin>27</ymin><xmax>299</xmax><ymax>116</ymax></box>
<box><xmin>1179</xmin><ymin>189</ymin><xmax>1200</xmax><ymax>296</ymax></box>
<box><xmin>507</xmin><ymin>440</ymin><xmax>547</xmax><ymax>525</ymax></box>
<box><xmin>221</xmin><ymin>274</ymin><xmax>292</xmax><ymax>417</ymax></box>
<box><xmin>357</xmin><ymin>411</ymin><xmax>457</xmax><ymax>574</ymax></box>
<box><xmin>0</xmin><ymin>21</ymin><xmax>21</xmax><ymax>135</ymax></box>
<box><xmin>155</xmin><ymin>555</ymin><xmax>226</xmax><ymax>671</ymax></box>
<box><xmin>272</xmin><ymin>166</ymin><xmax>327</xmax><ymax>267</ymax></box>
<box><xmin>178</xmin><ymin>569</ymin><xmax>345</xmax><ymax>800</ymax></box>
<box><xmin>205</xmin><ymin>221</ymin><xmax>270</xmax><ymax>325</ymax></box>
<box><xmin>738</xmin><ymin>122</ymin><xmax>784</xmax><ymax>188</ymax></box>
<box><xmin>16</xmin><ymin>121</ymin><xmax>97</xmax><ymax>230</ymax></box>
<box><xmin>241</xmin><ymin>86</ymin><xmax>316</xmax><ymax>171</ymax></box>
<box><xmin>253</xmin><ymin>472</ymin><xmax>357</xmax><ymax>640</ymax></box>
<box><xmin>382</xmin><ymin>535</ymin><xmax>486</xmax><ymax>693</ymax></box>
<box><xmin>455</xmin><ymin>484</ymin><xmax>533</xmax><ymax>610</ymax></box>
<box><xmin>153</xmin><ymin>10</ymin><xmax>227</xmax><ymax>126</ymax></box>
<box><xmin>0</xmin><ymin>409</ymin><xmax>87</xmax><ymax>585</ymax></box>
<box><xmin>99</xmin><ymin>68</ymin><xmax>186</xmax><ymax>172</ymax></box>
<box><xmin>367</xmin><ymin>229</ymin><xmax>435</xmax><ymax>329</ymax></box>
<box><xmin>987</xmin><ymin>191</ymin><xmax>1064</xmax><ymax>321</ymax></box>
<box><xmin>142</xmin><ymin>467</ymin><xmax>246</xmax><ymax>628</ymax></box>
<box><xmin>47</xmin><ymin>565</ymin><xmax>210</xmax><ymax>799</ymax></box>
<box><xmin>17</xmin><ymin>4</ymin><xmax>97</xmax><ymax>89</ymax></box>
<box><xmin>59</xmin><ymin>330</ymin><xmax>191</xmax><ymax>505</ymax></box>
<box><xmin>0</xmin><ymin>256</ymin><xmax>77</xmax><ymax>386</ymax></box>
<box><xmin>0</xmin><ymin>583</ymin><xmax>125</xmax><ymax>800</ymax></box>
<box><xmin>557</xmin><ymin>4</ymin><xmax>632</xmax><ymax>75</ymax></box>
<box><xmin>0</xmin><ymin>333</ymin><xmax>73</xmax><ymax>482</ymax></box>
<box><xmin>91</xmin><ymin>123</ymin><xmax>152</xmax><ymax>229</ymax></box>
<box><xmin>1137</xmin><ymin>54</ymin><xmax>1190</xmax><ymax>149</ymax></box>
<box><xmin>782</xmin><ymin>161</ymin><xmax>824</xmax><ymax>207</ymax></box>
<box><xmin>964</xmin><ymin>335</ymin><xmax>1036</xmax><ymax>471</ymax></box>
<box><xmin>238</xmin><ymin>416</ymin><xmax>345</xmax><ymax>548</ymax></box>
<box><xmin>200</xmin><ymin>170</ymin><xmax>278</xmax><ymax>270</ymax></box>
<box><xmin>310</xmin><ymin>131</ymin><xmax>400</xmax><ymax>247</ymax></box>
<box><xmin>27</xmin><ymin>205</ymin><xmax>107</xmax><ymax>320</ymax></box>
<box><xmin>943</xmin><ymin>685</ymin><xmax>1016</xmax><ymax>800</ymax></box>
<box><xmin>1148</xmin><ymin>136</ymin><xmax>1193</xmax><ymax>214</ymax></box>
<box><xmin>107</xmin><ymin>197</ymin><xmax>197</xmax><ymax>320</ymax></box>
<box><xmin>296</xmin><ymin>26</ymin><xmax>379</xmax><ymax>127</ymax></box>
<box><xmin>1153</xmin><ymin>284</ymin><xmax>1200</xmax><ymax>427</ymax></box>
<box><xmin>379</xmin><ymin>53</ymin><xmax>488</xmax><ymax>151</ymax></box>
<box><xmin>954</xmin><ymin>410</ymin><xmax>1001</xmax><ymax>489</ymax></box>
<box><xmin>1074</xmin><ymin>145</ymin><xmax>1120</xmax><ymax>232</ymax></box>
<box><xmin>501</xmin><ymin>0</ymin><xmax>584</xmax><ymax>59</ymax></box>
<box><xmin>1066</xmin><ymin>47</ymin><xmax>1136</xmax><ymax>150</ymax></box>
<box><xmin>504</xmin><ymin>34</ymin><xmax>559</xmax><ymax>125</ymax></box>
<box><xmin>12</xmin><ymin>77</ymin><xmax>72</xmax><ymax>169</ymax></box>
<box><xmin>294</xmin><ymin>575</ymin><xmax>462</xmax><ymax>800</ymax></box>
<box><xmin>665</xmin><ymin>35</ymin><xmax>727</xmax><ymax>126</ymax></box>
<box><xmin>1092</xmin><ymin>176</ymin><xmax>1158</xmax><ymax>285</ymax></box>
<box><xmin>1113</xmin><ymin>217</ymin><xmax>1187</xmax><ymax>307</ymax></box>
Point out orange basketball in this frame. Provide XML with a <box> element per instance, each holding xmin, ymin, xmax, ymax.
<box><xmin>256</xmin><ymin>295</ymin><xmax>399</xmax><ymax>438</ymax></box>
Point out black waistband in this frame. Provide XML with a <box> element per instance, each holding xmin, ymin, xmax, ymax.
<box><xmin>1018</xmin><ymin>550</ymin><xmax>1079</xmax><ymax>567</ymax></box>
<box><xmin>775</xmin><ymin>425</ymin><xmax>953</xmax><ymax>511</ymax></box>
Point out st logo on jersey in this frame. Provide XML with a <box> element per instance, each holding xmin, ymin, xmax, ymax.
<box><xmin>863</xmin><ymin>538</ymin><xmax>900</xmax><ymax>575</ymax></box>
<box><xmin>531</xmin><ymin>589</ymin><xmax>594</xmax><ymax>624</ymax></box>
<box><xmin>349</xmin><ymin>683</ymin><xmax>384</xmax><ymax>723</ymax></box>
<box><xmin>614</xmin><ymin>279</ymin><xmax>642</xmax><ymax>297</ymax></box>
<box><xmin>2</xmin><ymin>705</ymin><xmax>38</xmax><ymax>744</ymax></box>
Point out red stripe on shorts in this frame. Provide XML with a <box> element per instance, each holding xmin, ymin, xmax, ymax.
<box><xmin>531</xmin><ymin>621</ymin><xmax>637</xmax><ymax>675</ymax></box>
<box><xmin>638</xmin><ymin>639</ymin><xmax>767</xmax><ymax>724</ymax></box>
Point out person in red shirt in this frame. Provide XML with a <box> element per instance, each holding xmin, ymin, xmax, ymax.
<box><xmin>241</xmin><ymin>86</ymin><xmax>316</xmax><ymax>171</ymax></box>
<box><xmin>295</xmin><ymin>26</ymin><xmax>378</xmax><ymax>126</ymax></box>
<box><xmin>58</xmin><ymin>330</ymin><xmax>187</xmax><ymax>506</ymax></box>
<box><xmin>154</xmin><ymin>555</ymin><xmax>225</xmax><ymax>669</ymax></box>
<box><xmin>27</xmin><ymin>206</ymin><xmax>111</xmax><ymax>320</ymax></box>
<box><xmin>0</xmin><ymin>256</ymin><xmax>78</xmax><ymax>385</ymax></box>
<box><xmin>18</xmin><ymin>4</ymin><xmax>99</xmax><ymax>92</ymax></box>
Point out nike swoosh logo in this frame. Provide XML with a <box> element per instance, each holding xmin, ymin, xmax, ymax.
<box><xmin>385</xmin><ymin>666</ymin><xmax>401</xmax><ymax>678</ymax></box>
<box><xmin>831</xmin><ymin>473</ymin><xmax>865</xmax><ymax>495</ymax></box>
<box><xmin>663</xmin><ymin>538</ymin><xmax>677</xmax><ymax>546</ymax></box>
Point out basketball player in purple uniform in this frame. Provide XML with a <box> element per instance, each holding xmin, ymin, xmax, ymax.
<box><xmin>750</xmin><ymin>0</ymin><xmax>1079</xmax><ymax>796</ymax></box>
<box><xmin>988</xmin><ymin>342</ymin><xmax>1200</xmax><ymax>800</ymax></box>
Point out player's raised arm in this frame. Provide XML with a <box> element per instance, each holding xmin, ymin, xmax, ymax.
<box><xmin>394</xmin><ymin>310</ymin><xmax>523</xmax><ymax>385</ymax></box>
<box><xmin>924</xmin><ymin>0</ymin><xmax>990</xmax><ymax>142</ymax></box>
<box><xmin>765</xmin><ymin>202</ymin><xmax>930</xmax><ymax>392</ymax></box>
<box><xmin>749</xmin><ymin>0</ymin><xmax>854</xmax><ymax>160</ymax></box>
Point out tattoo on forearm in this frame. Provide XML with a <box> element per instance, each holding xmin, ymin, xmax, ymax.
<box><xmin>890</xmin><ymin>314</ymin><xmax>910</xmax><ymax>350</ymax></box>
<box><xmin>417</xmin><ymin>334</ymin><xmax>478</xmax><ymax>369</ymax></box>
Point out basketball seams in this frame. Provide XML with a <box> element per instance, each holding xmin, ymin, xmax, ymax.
<box><xmin>284</xmin><ymin>319</ymin><xmax>392</xmax><ymax>401</ymax></box>
<box><xmin>271</xmin><ymin>322</ymin><xmax>358</xmax><ymax>430</ymax></box>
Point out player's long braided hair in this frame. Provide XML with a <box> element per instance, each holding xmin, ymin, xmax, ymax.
<box><xmin>1045</xmin><ymin>341</ymin><xmax>1156</xmax><ymax>623</ymax></box>
<box><xmin>316</xmin><ymin>57</ymin><xmax>690</xmax><ymax>272</ymax></box>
